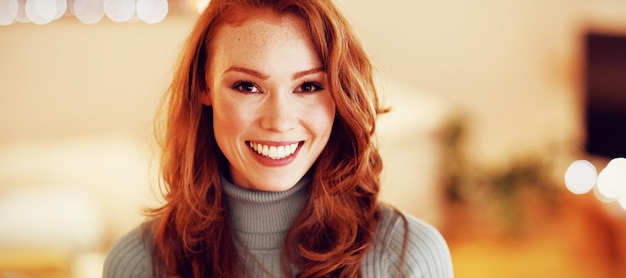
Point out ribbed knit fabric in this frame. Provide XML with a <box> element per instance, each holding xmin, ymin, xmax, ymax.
<box><xmin>103</xmin><ymin>176</ymin><xmax>454</xmax><ymax>277</ymax></box>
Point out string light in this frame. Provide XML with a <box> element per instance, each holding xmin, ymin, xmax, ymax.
<box><xmin>53</xmin><ymin>0</ymin><xmax>66</xmax><ymax>20</ymax></box>
<box><xmin>0</xmin><ymin>0</ymin><xmax>210</xmax><ymax>25</ymax></box>
<box><xmin>564</xmin><ymin>160</ymin><xmax>597</xmax><ymax>194</ymax></box>
<box><xmin>136</xmin><ymin>0</ymin><xmax>167</xmax><ymax>24</ymax></box>
<box><xmin>596</xmin><ymin>167</ymin><xmax>618</xmax><ymax>200</ymax></box>
<box><xmin>566</xmin><ymin>157</ymin><xmax>626</xmax><ymax>211</ymax></box>
<box><xmin>74</xmin><ymin>0</ymin><xmax>104</xmax><ymax>24</ymax></box>
<box><xmin>0</xmin><ymin>0</ymin><xmax>18</xmax><ymax>26</ymax></box>
<box><xmin>24</xmin><ymin>0</ymin><xmax>55</xmax><ymax>24</ymax></box>
<box><xmin>596</xmin><ymin>158</ymin><xmax>626</xmax><ymax>201</ymax></box>
<box><xmin>104</xmin><ymin>0</ymin><xmax>135</xmax><ymax>23</ymax></box>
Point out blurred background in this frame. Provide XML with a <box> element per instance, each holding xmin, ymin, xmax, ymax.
<box><xmin>1</xmin><ymin>0</ymin><xmax>625</xmax><ymax>277</ymax></box>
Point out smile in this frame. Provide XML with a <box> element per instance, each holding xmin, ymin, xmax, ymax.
<box><xmin>247</xmin><ymin>141</ymin><xmax>301</xmax><ymax>160</ymax></box>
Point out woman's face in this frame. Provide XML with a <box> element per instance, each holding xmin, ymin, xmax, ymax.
<box><xmin>203</xmin><ymin>11</ymin><xmax>336</xmax><ymax>192</ymax></box>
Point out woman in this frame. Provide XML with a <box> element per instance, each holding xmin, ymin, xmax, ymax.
<box><xmin>104</xmin><ymin>0</ymin><xmax>453</xmax><ymax>277</ymax></box>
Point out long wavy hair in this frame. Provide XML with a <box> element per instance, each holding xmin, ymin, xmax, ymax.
<box><xmin>147</xmin><ymin>0</ymin><xmax>388</xmax><ymax>276</ymax></box>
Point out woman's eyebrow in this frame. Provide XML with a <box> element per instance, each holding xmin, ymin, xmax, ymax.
<box><xmin>222</xmin><ymin>66</ymin><xmax>325</xmax><ymax>80</ymax></box>
<box><xmin>292</xmin><ymin>67</ymin><xmax>325</xmax><ymax>80</ymax></box>
<box><xmin>223</xmin><ymin>66</ymin><xmax>269</xmax><ymax>80</ymax></box>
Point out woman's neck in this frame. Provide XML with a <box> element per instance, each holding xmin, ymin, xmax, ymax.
<box><xmin>221</xmin><ymin>175</ymin><xmax>311</xmax><ymax>249</ymax></box>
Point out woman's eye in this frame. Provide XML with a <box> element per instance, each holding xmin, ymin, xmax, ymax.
<box><xmin>232</xmin><ymin>81</ymin><xmax>261</xmax><ymax>93</ymax></box>
<box><xmin>297</xmin><ymin>82</ymin><xmax>323</xmax><ymax>93</ymax></box>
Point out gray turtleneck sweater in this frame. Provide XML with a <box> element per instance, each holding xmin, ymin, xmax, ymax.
<box><xmin>103</xmin><ymin>177</ymin><xmax>453</xmax><ymax>277</ymax></box>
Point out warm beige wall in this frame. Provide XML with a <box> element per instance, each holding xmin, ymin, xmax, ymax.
<box><xmin>0</xmin><ymin>16</ymin><xmax>194</xmax><ymax>145</ymax></box>
<box><xmin>338</xmin><ymin>0</ymin><xmax>624</xmax><ymax>166</ymax></box>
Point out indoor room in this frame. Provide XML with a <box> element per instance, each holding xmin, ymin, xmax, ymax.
<box><xmin>1</xmin><ymin>0</ymin><xmax>625</xmax><ymax>277</ymax></box>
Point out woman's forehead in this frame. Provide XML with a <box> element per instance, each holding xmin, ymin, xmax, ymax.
<box><xmin>208</xmin><ymin>11</ymin><xmax>322</xmax><ymax>79</ymax></box>
<box><xmin>221</xmin><ymin>15</ymin><xmax>307</xmax><ymax>44</ymax></box>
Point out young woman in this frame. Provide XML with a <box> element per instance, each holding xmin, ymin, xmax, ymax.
<box><xmin>103</xmin><ymin>0</ymin><xmax>453</xmax><ymax>277</ymax></box>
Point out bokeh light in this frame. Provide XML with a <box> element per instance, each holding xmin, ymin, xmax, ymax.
<box><xmin>0</xmin><ymin>0</ymin><xmax>192</xmax><ymax>24</ymax></box>
<box><xmin>596</xmin><ymin>157</ymin><xmax>626</xmax><ymax>201</ymax></box>
<box><xmin>74</xmin><ymin>0</ymin><xmax>104</xmax><ymax>24</ymax></box>
<box><xmin>25</xmin><ymin>0</ymin><xmax>55</xmax><ymax>25</ymax></box>
<box><xmin>564</xmin><ymin>160</ymin><xmax>597</xmax><ymax>194</ymax></box>
<box><xmin>593</xmin><ymin>183</ymin><xmax>614</xmax><ymax>203</ymax></box>
<box><xmin>104</xmin><ymin>0</ymin><xmax>135</xmax><ymax>22</ymax></box>
<box><xmin>596</xmin><ymin>168</ymin><xmax>616</xmax><ymax>200</ymax></box>
<box><xmin>136</xmin><ymin>0</ymin><xmax>167</xmax><ymax>24</ymax></box>
<box><xmin>53</xmin><ymin>0</ymin><xmax>67</xmax><ymax>20</ymax></box>
<box><xmin>0</xmin><ymin>0</ymin><xmax>18</xmax><ymax>26</ymax></box>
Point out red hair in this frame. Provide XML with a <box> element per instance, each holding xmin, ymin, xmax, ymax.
<box><xmin>148</xmin><ymin>0</ymin><xmax>387</xmax><ymax>276</ymax></box>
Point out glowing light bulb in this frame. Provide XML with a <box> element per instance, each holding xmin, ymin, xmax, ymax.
<box><xmin>74</xmin><ymin>0</ymin><xmax>104</xmax><ymax>24</ymax></box>
<box><xmin>136</xmin><ymin>0</ymin><xmax>167</xmax><ymax>24</ymax></box>
<box><xmin>104</xmin><ymin>0</ymin><xmax>135</xmax><ymax>22</ymax></box>
<box><xmin>595</xmin><ymin>158</ymin><xmax>626</xmax><ymax>201</ymax></box>
<box><xmin>25</xmin><ymin>0</ymin><xmax>56</xmax><ymax>24</ymax></box>
<box><xmin>53</xmin><ymin>0</ymin><xmax>67</xmax><ymax>20</ymax></box>
<box><xmin>593</xmin><ymin>184</ymin><xmax>614</xmax><ymax>203</ymax></box>
<box><xmin>564</xmin><ymin>160</ymin><xmax>597</xmax><ymax>194</ymax></box>
<box><xmin>606</xmin><ymin>157</ymin><xmax>626</xmax><ymax>198</ymax></box>
<box><xmin>0</xmin><ymin>0</ymin><xmax>18</xmax><ymax>26</ymax></box>
<box><xmin>596</xmin><ymin>168</ymin><xmax>616</xmax><ymax>200</ymax></box>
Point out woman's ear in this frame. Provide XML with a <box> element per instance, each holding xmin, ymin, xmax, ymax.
<box><xmin>200</xmin><ymin>90</ymin><xmax>212</xmax><ymax>106</ymax></box>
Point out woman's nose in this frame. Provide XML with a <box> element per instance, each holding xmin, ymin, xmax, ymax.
<box><xmin>259</xmin><ymin>93</ymin><xmax>296</xmax><ymax>133</ymax></box>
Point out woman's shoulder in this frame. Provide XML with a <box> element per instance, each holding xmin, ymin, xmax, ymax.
<box><xmin>374</xmin><ymin>204</ymin><xmax>454</xmax><ymax>277</ymax></box>
<box><xmin>102</xmin><ymin>224</ymin><xmax>154</xmax><ymax>278</ymax></box>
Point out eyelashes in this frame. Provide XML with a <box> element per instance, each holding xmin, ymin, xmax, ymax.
<box><xmin>232</xmin><ymin>81</ymin><xmax>260</xmax><ymax>93</ymax></box>
<box><xmin>231</xmin><ymin>81</ymin><xmax>325</xmax><ymax>94</ymax></box>
<box><xmin>296</xmin><ymin>82</ymin><xmax>324</xmax><ymax>93</ymax></box>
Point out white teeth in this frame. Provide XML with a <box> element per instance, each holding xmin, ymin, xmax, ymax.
<box><xmin>249</xmin><ymin>142</ymin><xmax>299</xmax><ymax>160</ymax></box>
<box><xmin>262</xmin><ymin>145</ymin><xmax>269</xmax><ymax>156</ymax></box>
<box><xmin>269</xmin><ymin>146</ymin><xmax>277</xmax><ymax>157</ymax></box>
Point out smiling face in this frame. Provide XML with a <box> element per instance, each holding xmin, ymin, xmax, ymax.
<box><xmin>202</xmin><ymin>11</ymin><xmax>336</xmax><ymax>192</ymax></box>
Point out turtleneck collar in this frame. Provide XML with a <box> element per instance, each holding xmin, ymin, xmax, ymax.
<box><xmin>221</xmin><ymin>175</ymin><xmax>311</xmax><ymax>250</ymax></box>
